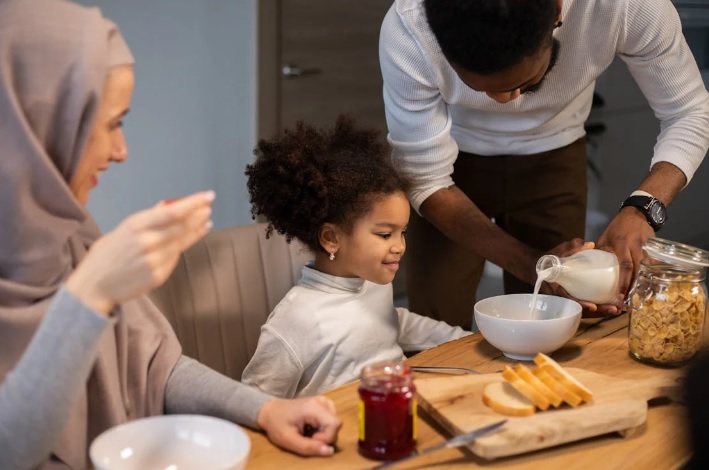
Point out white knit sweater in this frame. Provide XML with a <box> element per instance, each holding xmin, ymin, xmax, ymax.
<box><xmin>380</xmin><ymin>0</ymin><xmax>709</xmax><ymax>212</ymax></box>
<box><xmin>241</xmin><ymin>265</ymin><xmax>471</xmax><ymax>398</ymax></box>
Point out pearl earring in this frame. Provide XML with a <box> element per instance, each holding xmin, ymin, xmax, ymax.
<box><xmin>329</xmin><ymin>252</ymin><xmax>335</xmax><ymax>261</ymax></box>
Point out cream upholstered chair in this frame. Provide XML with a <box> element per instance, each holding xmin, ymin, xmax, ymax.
<box><xmin>149</xmin><ymin>223</ymin><xmax>312</xmax><ymax>380</ymax></box>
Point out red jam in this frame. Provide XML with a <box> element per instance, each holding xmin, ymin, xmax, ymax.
<box><xmin>358</xmin><ymin>361</ymin><xmax>417</xmax><ymax>461</ymax></box>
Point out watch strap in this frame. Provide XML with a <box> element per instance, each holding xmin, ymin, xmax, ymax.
<box><xmin>619</xmin><ymin>194</ymin><xmax>666</xmax><ymax>230</ymax></box>
<box><xmin>620</xmin><ymin>195</ymin><xmax>654</xmax><ymax>211</ymax></box>
<box><xmin>630</xmin><ymin>190</ymin><xmax>653</xmax><ymax>198</ymax></box>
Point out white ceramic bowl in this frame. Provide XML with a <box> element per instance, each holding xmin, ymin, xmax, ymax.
<box><xmin>474</xmin><ymin>294</ymin><xmax>582</xmax><ymax>361</ymax></box>
<box><xmin>90</xmin><ymin>415</ymin><xmax>250</xmax><ymax>470</ymax></box>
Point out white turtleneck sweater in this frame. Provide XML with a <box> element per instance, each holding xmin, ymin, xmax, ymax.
<box><xmin>241</xmin><ymin>265</ymin><xmax>471</xmax><ymax>398</ymax></box>
<box><xmin>380</xmin><ymin>0</ymin><xmax>709</xmax><ymax>212</ymax></box>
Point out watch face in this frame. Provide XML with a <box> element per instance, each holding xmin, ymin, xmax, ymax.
<box><xmin>650</xmin><ymin>201</ymin><xmax>666</xmax><ymax>225</ymax></box>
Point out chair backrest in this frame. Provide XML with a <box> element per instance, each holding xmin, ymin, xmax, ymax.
<box><xmin>149</xmin><ymin>223</ymin><xmax>312</xmax><ymax>380</ymax></box>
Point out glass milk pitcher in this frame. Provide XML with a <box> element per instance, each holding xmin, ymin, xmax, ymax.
<box><xmin>535</xmin><ymin>249</ymin><xmax>620</xmax><ymax>304</ymax></box>
<box><xmin>628</xmin><ymin>237</ymin><xmax>709</xmax><ymax>367</ymax></box>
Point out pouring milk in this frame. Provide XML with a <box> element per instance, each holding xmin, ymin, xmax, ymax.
<box><xmin>530</xmin><ymin>249</ymin><xmax>620</xmax><ymax>317</ymax></box>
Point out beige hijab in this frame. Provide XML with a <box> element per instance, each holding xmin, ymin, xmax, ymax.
<box><xmin>0</xmin><ymin>0</ymin><xmax>181</xmax><ymax>468</ymax></box>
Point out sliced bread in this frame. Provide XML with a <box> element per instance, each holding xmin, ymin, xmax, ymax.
<box><xmin>514</xmin><ymin>363</ymin><xmax>563</xmax><ymax>407</ymax></box>
<box><xmin>482</xmin><ymin>381</ymin><xmax>536</xmax><ymax>417</ymax></box>
<box><xmin>534</xmin><ymin>353</ymin><xmax>594</xmax><ymax>402</ymax></box>
<box><xmin>532</xmin><ymin>367</ymin><xmax>583</xmax><ymax>407</ymax></box>
<box><xmin>502</xmin><ymin>365</ymin><xmax>551</xmax><ymax>411</ymax></box>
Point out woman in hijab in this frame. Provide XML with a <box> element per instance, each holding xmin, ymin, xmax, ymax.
<box><xmin>0</xmin><ymin>0</ymin><xmax>341</xmax><ymax>468</ymax></box>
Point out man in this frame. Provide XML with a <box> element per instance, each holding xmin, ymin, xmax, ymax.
<box><xmin>380</xmin><ymin>0</ymin><xmax>709</xmax><ymax>329</ymax></box>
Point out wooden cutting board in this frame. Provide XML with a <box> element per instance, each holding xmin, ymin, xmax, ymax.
<box><xmin>415</xmin><ymin>368</ymin><xmax>682</xmax><ymax>460</ymax></box>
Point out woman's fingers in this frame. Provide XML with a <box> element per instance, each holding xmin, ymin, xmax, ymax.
<box><xmin>65</xmin><ymin>192</ymin><xmax>215</xmax><ymax>313</ymax></box>
<box><xmin>139</xmin><ymin>191</ymin><xmax>215</xmax><ymax>230</ymax></box>
<box><xmin>314</xmin><ymin>396</ymin><xmax>337</xmax><ymax>415</ymax></box>
<box><xmin>256</xmin><ymin>397</ymin><xmax>341</xmax><ymax>457</ymax></box>
<box><xmin>124</xmin><ymin>191</ymin><xmax>214</xmax><ymax>254</ymax></box>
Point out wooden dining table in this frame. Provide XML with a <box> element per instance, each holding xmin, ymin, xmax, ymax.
<box><xmin>244</xmin><ymin>314</ymin><xmax>692</xmax><ymax>469</ymax></box>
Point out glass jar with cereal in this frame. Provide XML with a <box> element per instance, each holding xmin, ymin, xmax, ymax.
<box><xmin>628</xmin><ymin>237</ymin><xmax>709</xmax><ymax>367</ymax></box>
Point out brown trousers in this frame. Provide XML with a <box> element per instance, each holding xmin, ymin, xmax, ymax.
<box><xmin>405</xmin><ymin>138</ymin><xmax>588</xmax><ymax>330</ymax></box>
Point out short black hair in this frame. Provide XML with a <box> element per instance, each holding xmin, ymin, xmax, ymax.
<box><xmin>245</xmin><ymin>115</ymin><xmax>411</xmax><ymax>254</ymax></box>
<box><xmin>423</xmin><ymin>0</ymin><xmax>558</xmax><ymax>74</ymax></box>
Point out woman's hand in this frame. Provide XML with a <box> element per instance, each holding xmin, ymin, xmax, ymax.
<box><xmin>65</xmin><ymin>191</ymin><xmax>214</xmax><ymax>314</ymax></box>
<box><xmin>256</xmin><ymin>395</ymin><xmax>342</xmax><ymax>457</ymax></box>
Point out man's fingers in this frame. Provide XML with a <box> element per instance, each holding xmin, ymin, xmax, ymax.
<box><xmin>597</xmin><ymin>304</ymin><xmax>621</xmax><ymax>316</ymax></box>
<box><xmin>582</xmin><ymin>308</ymin><xmax>605</xmax><ymax>318</ymax></box>
<box><xmin>617</xmin><ymin>256</ymin><xmax>635</xmax><ymax>297</ymax></box>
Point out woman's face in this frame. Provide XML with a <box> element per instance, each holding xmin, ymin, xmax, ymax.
<box><xmin>70</xmin><ymin>65</ymin><xmax>134</xmax><ymax>206</ymax></box>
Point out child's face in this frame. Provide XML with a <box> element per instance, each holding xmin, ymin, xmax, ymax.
<box><xmin>334</xmin><ymin>192</ymin><xmax>410</xmax><ymax>285</ymax></box>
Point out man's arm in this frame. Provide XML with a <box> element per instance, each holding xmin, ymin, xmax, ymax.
<box><xmin>380</xmin><ymin>6</ymin><xmax>588</xmax><ymax>287</ymax></box>
<box><xmin>598</xmin><ymin>162</ymin><xmax>687</xmax><ymax>298</ymax></box>
<box><xmin>597</xmin><ymin>0</ymin><xmax>709</xmax><ymax>298</ymax></box>
<box><xmin>420</xmin><ymin>185</ymin><xmax>540</xmax><ymax>285</ymax></box>
<box><xmin>379</xmin><ymin>6</ymin><xmax>537</xmax><ymax>278</ymax></box>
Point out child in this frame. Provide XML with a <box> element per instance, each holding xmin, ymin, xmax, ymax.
<box><xmin>241</xmin><ymin>116</ymin><xmax>471</xmax><ymax>398</ymax></box>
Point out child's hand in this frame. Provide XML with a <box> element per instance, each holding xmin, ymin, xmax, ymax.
<box><xmin>65</xmin><ymin>191</ymin><xmax>215</xmax><ymax>314</ymax></box>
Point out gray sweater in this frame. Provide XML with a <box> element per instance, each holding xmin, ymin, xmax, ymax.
<box><xmin>0</xmin><ymin>288</ymin><xmax>271</xmax><ymax>470</ymax></box>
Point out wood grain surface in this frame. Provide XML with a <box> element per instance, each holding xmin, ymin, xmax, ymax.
<box><xmin>415</xmin><ymin>367</ymin><xmax>682</xmax><ymax>459</ymax></box>
<box><xmin>244</xmin><ymin>315</ymin><xmax>693</xmax><ymax>469</ymax></box>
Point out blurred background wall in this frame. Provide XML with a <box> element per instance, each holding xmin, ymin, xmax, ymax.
<box><xmin>78</xmin><ymin>0</ymin><xmax>258</xmax><ymax>232</ymax></box>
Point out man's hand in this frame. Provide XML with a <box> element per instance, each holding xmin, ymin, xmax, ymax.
<box><xmin>256</xmin><ymin>396</ymin><xmax>342</xmax><ymax>457</ymax></box>
<box><xmin>596</xmin><ymin>207</ymin><xmax>655</xmax><ymax>303</ymax></box>
<box><xmin>593</xmin><ymin>161</ymin><xmax>686</xmax><ymax>316</ymax></box>
<box><xmin>537</xmin><ymin>239</ymin><xmax>623</xmax><ymax>317</ymax></box>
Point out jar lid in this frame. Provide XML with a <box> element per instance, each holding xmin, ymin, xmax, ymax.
<box><xmin>643</xmin><ymin>237</ymin><xmax>709</xmax><ymax>270</ymax></box>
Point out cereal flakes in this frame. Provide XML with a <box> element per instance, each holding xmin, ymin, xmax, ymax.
<box><xmin>629</xmin><ymin>279</ymin><xmax>706</xmax><ymax>364</ymax></box>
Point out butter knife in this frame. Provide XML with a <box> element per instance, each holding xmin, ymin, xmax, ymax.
<box><xmin>411</xmin><ymin>365</ymin><xmax>481</xmax><ymax>375</ymax></box>
<box><xmin>369</xmin><ymin>419</ymin><xmax>507</xmax><ymax>469</ymax></box>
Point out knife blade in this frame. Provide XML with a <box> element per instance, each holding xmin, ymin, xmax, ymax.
<box><xmin>369</xmin><ymin>419</ymin><xmax>507</xmax><ymax>469</ymax></box>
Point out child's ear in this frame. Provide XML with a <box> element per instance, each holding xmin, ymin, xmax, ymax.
<box><xmin>318</xmin><ymin>223</ymin><xmax>340</xmax><ymax>254</ymax></box>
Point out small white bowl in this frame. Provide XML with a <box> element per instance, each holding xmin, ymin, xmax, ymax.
<box><xmin>474</xmin><ymin>294</ymin><xmax>582</xmax><ymax>361</ymax></box>
<box><xmin>90</xmin><ymin>415</ymin><xmax>250</xmax><ymax>470</ymax></box>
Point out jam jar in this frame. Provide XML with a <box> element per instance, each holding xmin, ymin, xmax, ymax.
<box><xmin>628</xmin><ymin>237</ymin><xmax>709</xmax><ymax>366</ymax></box>
<box><xmin>357</xmin><ymin>360</ymin><xmax>417</xmax><ymax>460</ymax></box>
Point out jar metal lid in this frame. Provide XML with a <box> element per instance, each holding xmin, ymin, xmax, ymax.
<box><xmin>643</xmin><ymin>237</ymin><xmax>709</xmax><ymax>270</ymax></box>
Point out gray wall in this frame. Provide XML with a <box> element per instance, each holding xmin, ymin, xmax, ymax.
<box><xmin>78</xmin><ymin>0</ymin><xmax>257</xmax><ymax>231</ymax></box>
<box><xmin>590</xmin><ymin>58</ymin><xmax>709</xmax><ymax>250</ymax></box>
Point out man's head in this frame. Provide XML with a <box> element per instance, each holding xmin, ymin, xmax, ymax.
<box><xmin>424</xmin><ymin>0</ymin><xmax>562</xmax><ymax>103</ymax></box>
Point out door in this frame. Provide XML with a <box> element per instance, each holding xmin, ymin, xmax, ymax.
<box><xmin>277</xmin><ymin>0</ymin><xmax>392</xmax><ymax>131</ymax></box>
<box><xmin>258</xmin><ymin>0</ymin><xmax>410</xmax><ymax>296</ymax></box>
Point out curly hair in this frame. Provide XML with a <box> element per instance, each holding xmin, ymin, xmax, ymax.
<box><xmin>423</xmin><ymin>0</ymin><xmax>558</xmax><ymax>74</ymax></box>
<box><xmin>245</xmin><ymin>116</ymin><xmax>411</xmax><ymax>254</ymax></box>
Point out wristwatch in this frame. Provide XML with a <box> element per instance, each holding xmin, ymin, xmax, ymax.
<box><xmin>619</xmin><ymin>192</ymin><xmax>667</xmax><ymax>231</ymax></box>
